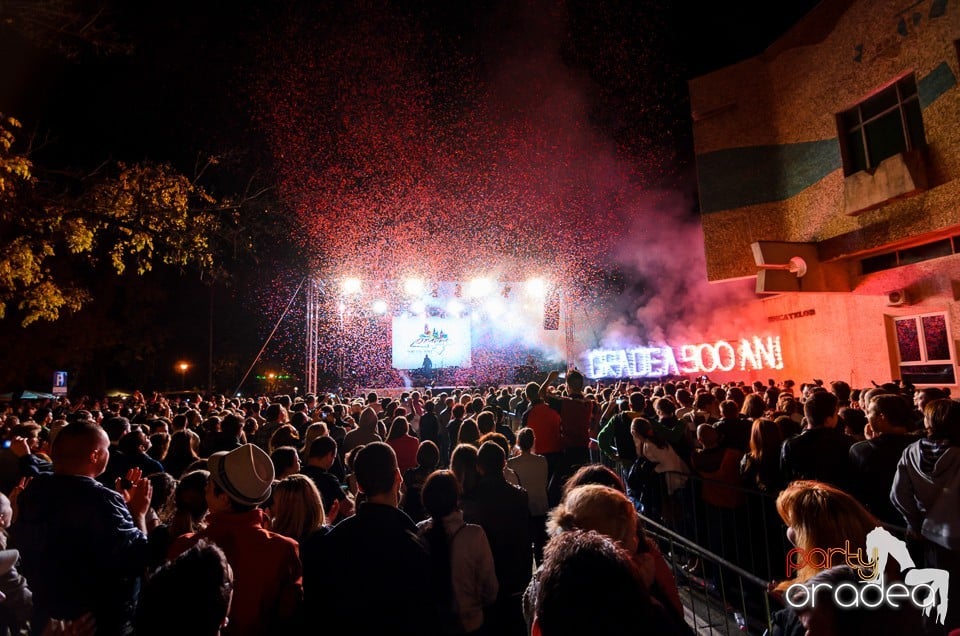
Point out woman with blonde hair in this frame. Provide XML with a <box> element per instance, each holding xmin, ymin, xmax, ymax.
<box><xmin>270</xmin><ymin>474</ymin><xmax>331</xmax><ymax>546</ymax></box>
<box><xmin>769</xmin><ymin>480</ymin><xmax>893</xmax><ymax>634</ymax></box>
<box><xmin>532</xmin><ymin>484</ymin><xmax>687</xmax><ymax>631</ymax></box>
<box><xmin>302</xmin><ymin>422</ymin><xmax>329</xmax><ymax>456</ymax></box>
<box><xmin>546</xmin><ymin>484</ymin><xmax>639</xmax><ymax>553</ymax></box>
<box><xmin>774</xmin><ymin>479</ymin><xmax>880</xmax><ymax>590</ymax></box>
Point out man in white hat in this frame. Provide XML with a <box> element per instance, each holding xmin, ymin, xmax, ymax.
<box><xmin>169</xmin><ymin>443</ymin><xmax>301</xmax><ymax>636</ymax></box>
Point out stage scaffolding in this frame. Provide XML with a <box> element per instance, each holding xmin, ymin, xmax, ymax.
<box><xmin>303</xmin><ymin>276</ymin><xmax>572</xmax><ymax>396</ymax></box>
<box><xmin>305</xmin><ymin>275</ymin><xmax>322</xmax><ymax>397</ymax></box>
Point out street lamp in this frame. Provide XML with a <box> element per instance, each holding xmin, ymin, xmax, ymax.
<box><xmin>177</xmin><ymin>362</ymin><xmax>190</xmax><ymax>389</ymax></box>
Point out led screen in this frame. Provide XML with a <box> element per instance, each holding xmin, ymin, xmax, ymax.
<box><xmin>392</xmin><ymin>316</ymin><xmax>472</xmax><ymax>369</ymax></box>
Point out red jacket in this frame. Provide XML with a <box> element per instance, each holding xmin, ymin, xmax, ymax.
<box><xmin>388</xmin><ymin>434</ymin><xmax>421</xmax><ymax>474</ymax></box>
<box><xmin>523</xmin><ymin>402</ymin><xmax>562</xmax><ymax>454</ymax></box>
<box><xmin>170</xmin><ymin>509</ymin><xmax>302</xmax><ymax>636</ymax></box>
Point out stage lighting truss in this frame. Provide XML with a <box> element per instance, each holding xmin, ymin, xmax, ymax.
<box><xmin>329</xmin><ymin>278</ymin><xmax>552</xmax><ymax>319</ymax></box>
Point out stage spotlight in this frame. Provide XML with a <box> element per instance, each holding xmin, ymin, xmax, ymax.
<box><xmin>484</xmin><ymin>298</ymin><xmax>505</xmax><ymax>317</ymax></box>
<box><xmin>403</xmin><ymin>278</ymin><xmax>425</xmax><ymax>296</ymax></box>
<box><xmin>341</xmin><ymin>277</ymin><xmax>362</xmax><ymax>295</ymax></box>
<box><xmin>410</xmin><ymin>300</ymin><xmax>426</xmax><ymax>314</ymax></box>
<box><xmin>372</xmin><ymin>299</ymin><xmax>388</xmax><ymax>314</ymax></box>
<box><xmin>446</xmin><ymin>299</ymin><xmax>464</xmax><ymax>315</ymax></box>
<box><xmin>526</xmin><ymin>277</ymin><xmax>547</xmax><ymax>296</ymax></box>
<box><xmin>467</xmin><ymin>277</ymin><xmax>494</xmax><ymax>297</ymax></box>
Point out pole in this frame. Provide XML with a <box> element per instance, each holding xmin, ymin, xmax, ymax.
<box><xmin>208</xmin><ymin>285</ymin><xmax>214</xmax><ymax>393</ymax></box>
<box><xmin>234</xmin><ymin>276</ymin><xmax>307</xmax><ymax>397</ymax></box>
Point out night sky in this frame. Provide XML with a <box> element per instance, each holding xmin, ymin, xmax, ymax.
<box><xmin>0</xmin><ymin>0</ymin><xmax>821</xmax><ymax>394</ymax></box>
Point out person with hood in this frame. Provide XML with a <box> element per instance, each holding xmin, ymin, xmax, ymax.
<box><xmin>342</xmin><ymin>406</ymin><xmax>382</xmax><ymax>456</ymax></box>
<box><xmin>892</xmin><ymin>397</ymin><xmax>960</xmax><ymax>631</ymax></box>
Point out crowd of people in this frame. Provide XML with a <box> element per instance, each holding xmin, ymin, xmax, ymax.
<box><xmin>0</xmin><ymin>371</ymin><xmax>956</xmax><ymax>635</ymax></box>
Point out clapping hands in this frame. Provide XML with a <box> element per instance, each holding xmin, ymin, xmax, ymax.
<box><xmin>116</xmin><ymin>468</ymin><xmax>152</xmax><ymax>519</ymax></box>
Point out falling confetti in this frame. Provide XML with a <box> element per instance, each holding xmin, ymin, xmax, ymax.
<box><xmin>242</xmin><ymin>1</ymin><xmax>746</xmax><ymax>387</ymax></box>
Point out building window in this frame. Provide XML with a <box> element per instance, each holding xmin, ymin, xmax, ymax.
<box><xmin>893</xmin><ymin>312</ymin><xmax>956</xmax><ymax>385</ymax></box>
<box><xmin>837</xmin><ymin>74</ymin><xmax>926</xmax><ymax>176</ymax></box>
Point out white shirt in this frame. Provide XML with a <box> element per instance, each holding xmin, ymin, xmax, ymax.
<box><xmin>508</xmin><ymin>452</ymin><xmax>550</xmax><ymax>517</ymax></box>
<box><xmin>642</xmin><ymin>440</ymin><xmax>690</xmax><ymax>494</ymax></box>
<box><xmin>418</xmin><ymin>511</ymin><xmax>498</xmax><ymax>632</ymax></box>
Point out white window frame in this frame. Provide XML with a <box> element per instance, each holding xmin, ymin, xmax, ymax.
<box><xmin>892</xmin><ymin>311</ymin><xmax>956</xmax><ymax>386</ymax></box>
<box><xmin>837</xmin><ymin>73</ymin><xmax>924</xmax><ymax>176</ymax></box>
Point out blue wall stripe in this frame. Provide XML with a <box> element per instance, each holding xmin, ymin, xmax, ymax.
<box><xmin>919</xmin><ymin>62</ymin><xmax>956</xmax><ymax>108</ymax></box>
<box><xmin>698</xmin><ymin>140</ymin><xmax>841</xmax><ymax>213</ymax></box>
<box><xmin>698</xmin><ymin>62</ymin><xmax>955</xmax><ymax>214</ymax></box>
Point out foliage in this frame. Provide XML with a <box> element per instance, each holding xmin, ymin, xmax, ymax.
<box><xmin>0</xmin><ymin>115</ymin><xmax>232</xmax><ymax>326</ymax></box>
<box><xmin>0</xmin><ymin>0</ymin><xmax>133</xmax><ymax>59</ymax></box>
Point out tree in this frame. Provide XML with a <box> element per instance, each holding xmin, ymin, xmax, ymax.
<box><xmin>0</xmin><ymin>115</ymin><xmax>230</xmax><ymax>325</ymax></box>
<box><xmin>0</xmin><ymin>0</ymin><xmax>132</xmax><ymax>59</ymax></box>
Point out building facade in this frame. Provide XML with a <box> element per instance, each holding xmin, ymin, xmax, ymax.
<box><xmin>689</xmin><ymin>0</ymin><xmax>960</xmax><ymax>390</ymax></box>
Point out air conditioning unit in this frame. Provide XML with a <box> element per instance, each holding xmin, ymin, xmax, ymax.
<box><xmin>887</xmin><ymin>289</ymin><xmax>910</xmax><ymax>306</ymax></box>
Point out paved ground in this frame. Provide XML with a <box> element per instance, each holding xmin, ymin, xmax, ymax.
<box><xmin>666</xmin><ymin>552</ymin><xmax>775</xmax><ymax>635</ymax></box>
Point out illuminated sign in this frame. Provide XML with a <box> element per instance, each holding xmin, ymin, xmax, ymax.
<box><xmin>583</xmin><ymin>336</ymin><xmax>784</xmax><ymax>378</ymax></box>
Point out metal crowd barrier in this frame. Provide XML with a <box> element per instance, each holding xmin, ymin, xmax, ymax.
<box><xmin>641</xmin><ymin>512</ymin><xmax>777</xmax><ymax>635</ymax></box>
<box><xmin>595</xmin><ymin>455</ymin><xmax>793</xmax><ymax>583</ymax></box>
<box><xmin>620</xmin><ymin>467</ymin><xmax>914</xmax><ymax>634</ymax></box>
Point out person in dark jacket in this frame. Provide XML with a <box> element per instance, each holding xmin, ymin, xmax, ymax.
<box><xmin>300</xmin><ymin>436</ymin><xmax>354</xmax><ymax>519</ymax></box>
<box><xmin>117</xmin><ymin>430</ymin><xmax>164</xmax><ymax>477</ymax></box>
<box><xmin>848</xmin><ymin>394</ymin><xmax>918</xmax><ymax>526</ymax></box>
<box><xmin>418</xmin><ymin>401</ymin><xmax>444</xmax><ymax>462</ymax></box>
<box><xmin>780</xmin><ymin>391</ymin><xmax>853</xmax><ymax>489</ymax></box>
<box><xmin>462</xmin><ymin>441</ymin><xmax>530</xmax><ymax>636</ymax></box>
<box><xmin>301</xmin><ymin>442</ymin><xmax>439</xmax><ymax>636</ymax></box>
<box><xmin>10</xmin><ymin>421</ymin><xmax>152</xmax><ymax>636</ymax></box>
